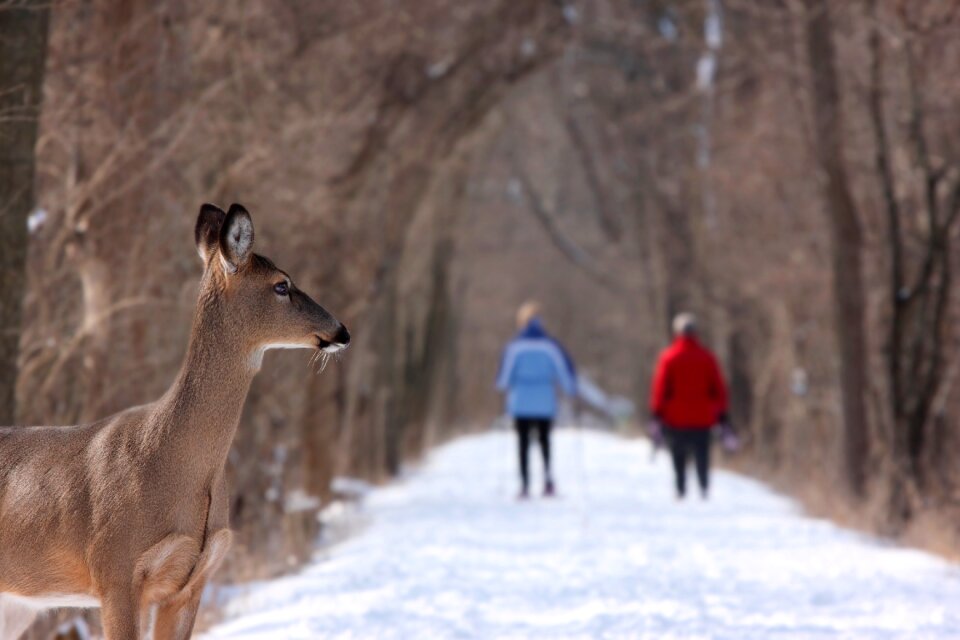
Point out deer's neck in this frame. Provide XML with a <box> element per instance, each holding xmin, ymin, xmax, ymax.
<box><xmin>151</xmin><ymin>295</ymin><xmax>258</xmax><ymax>474</ymax></box>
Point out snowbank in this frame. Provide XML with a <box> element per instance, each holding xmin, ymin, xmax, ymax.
<box><xmin>205</xmin><ymin>429</ymin><xmax>960</xmax><ymax>639</ymax></box>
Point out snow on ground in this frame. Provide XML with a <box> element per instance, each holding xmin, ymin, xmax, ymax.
<box><xmin>205</xmin><ymin>429</ymin><xmax>960</xmax><ymax>639</ymax></box>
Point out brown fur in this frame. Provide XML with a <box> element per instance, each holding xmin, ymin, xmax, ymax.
<box><xmin>0</xmin><ymin>204</ymin><xmax>349</xmax><ymax>639</ymax></box>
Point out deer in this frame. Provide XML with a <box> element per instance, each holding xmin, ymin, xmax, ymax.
<box><xmin>0</xmin><ymin>204</ymin><xmax>350</xmax><ymax>639</ymax></box>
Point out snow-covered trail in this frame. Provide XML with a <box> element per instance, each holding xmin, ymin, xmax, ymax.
<box><xmin>205</xmin><ymin>429</ymin><xmax>960</xmax><ymax>639</ymax></box>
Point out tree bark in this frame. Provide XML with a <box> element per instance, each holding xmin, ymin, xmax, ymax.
<box><xmin>0</xmin><ymin>1</ymin><xmax>50</xmax><ymax>425</ymax></box>
<box><xmin>803</xmin><ymin>0</ymin><xmax>870</xmax><ymax>497</ymax></box>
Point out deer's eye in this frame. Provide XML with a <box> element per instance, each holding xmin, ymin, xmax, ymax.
<box><xmin>273</xmin><ymin>282</ymin><xmax>289</xmax><ymax>296</ymax></box>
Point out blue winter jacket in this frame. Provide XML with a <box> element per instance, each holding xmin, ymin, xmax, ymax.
<box><xmin>496</xmin><ymin>318</ymin><xmax>577</xmax><ymax>419</ymax></box>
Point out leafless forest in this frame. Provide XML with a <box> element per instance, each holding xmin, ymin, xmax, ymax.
<box><xmin>3</xmin><ymin>0</ymin><xmax>960</xmax><ymax>636</ymax></box>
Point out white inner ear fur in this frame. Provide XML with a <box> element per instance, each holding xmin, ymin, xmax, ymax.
<box><xmin>225</xmin><ymin>216</ymin><xmax>253</xmax><ymax>260</ymax></box>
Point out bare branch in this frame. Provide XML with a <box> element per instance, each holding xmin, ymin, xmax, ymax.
<box><xmin>510</xmin><ymin>158</ymin><xmax>628</xmax><ymax>294</ymax></box>
<box><xmin>563</xmin><ymin>111</ymin><xmax>621</xmax><ymax>241</ymax></box>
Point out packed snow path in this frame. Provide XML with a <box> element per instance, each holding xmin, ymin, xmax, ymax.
<box><xmin>206</xmin><ymin>429</ymin><xmax>960</xmax><ymax>639</ymax></box>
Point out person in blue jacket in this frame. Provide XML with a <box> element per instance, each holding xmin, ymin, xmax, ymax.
<box><xmin>496</xmin><ymin>301</ymin><xmax>577</xmax><ymax>498</ymax></box>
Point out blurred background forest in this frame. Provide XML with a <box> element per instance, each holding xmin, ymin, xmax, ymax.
<box><xmin>3</xmin><ymin>0</ymin><xmax>960</xmax><ymax>636</ymax></box>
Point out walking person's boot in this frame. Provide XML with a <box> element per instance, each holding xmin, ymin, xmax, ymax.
<box><xmin>544</xmin><ymin>479</ymin><xmax>556</xmax><ymax>497</ymax></box>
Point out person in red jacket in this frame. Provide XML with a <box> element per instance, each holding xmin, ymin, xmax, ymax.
<box><xmin>649</xmin><ymin>313</ymin><xmax>731</xmax><ymax>499</ymax></box>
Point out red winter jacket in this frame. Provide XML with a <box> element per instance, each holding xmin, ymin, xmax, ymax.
<box><xmin>650</xmin><ymin>336</ymin><xmax>728</xmax><ymax>429</ymax></box>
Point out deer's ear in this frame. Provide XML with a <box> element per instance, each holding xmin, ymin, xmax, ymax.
<box><xmin>219</xmin><ymin>204</ymin><xmax>254</xmax><ymax>274</ymax></box>
<box><xmin>195</xmin><ymin>203</ymin><xmax>226</xmax><ymax>267</ymax></box>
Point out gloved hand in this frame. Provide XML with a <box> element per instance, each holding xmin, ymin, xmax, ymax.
<box><xmin>647</xmin><ymin>419</ymin><xmax>665</xmax><ymax>449</ymax></box>
<box><xmin>718</xmin><ymin>420</ymin><xmax>740</xmax><ymax>452</ymax></box>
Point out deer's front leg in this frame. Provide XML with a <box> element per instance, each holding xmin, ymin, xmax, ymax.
<box><xmin>152</xmin><ymin>529</ymin><xmax>232</xmax><ymax>640</ymax></box>
<box><xmin>153</xmin><ymin>586</ymin><xmax>203</xmax><ymax>640</ymax></box>
<box><xmin>101</xmin><ymin>585</ymin><xmax>142</xmax><ymax>640</ymax></box>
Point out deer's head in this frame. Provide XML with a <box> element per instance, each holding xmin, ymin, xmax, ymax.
<box><xmin>194</xmin><ymin>204</ymin><xmax>350</xmax><ymax>365</ymax></box>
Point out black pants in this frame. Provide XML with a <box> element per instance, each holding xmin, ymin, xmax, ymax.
<box><xmin>665</xmin><ymin>426</ymin><xmax>711</xmax><ymax>496</ymax></box>
<box><xmin>515</xmin><ymin>417</ymin><xmax>552</xmax><ymax>490</ymax></box>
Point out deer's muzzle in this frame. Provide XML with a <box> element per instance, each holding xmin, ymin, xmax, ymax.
<box><xmin>318</xmin><ymin>325</ymin><xmax>350</xmax><ymax>353</ymax></box>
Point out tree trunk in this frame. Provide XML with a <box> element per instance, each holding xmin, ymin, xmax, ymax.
<box><xmin>803</xmin><ymin>0</ymin><xmax>870</xmax><ymax>497</ymax></box>
<box><xmin>0</xmin><ymin>2</ymin><xmax>50</xmax><ymax>425</ymax></box>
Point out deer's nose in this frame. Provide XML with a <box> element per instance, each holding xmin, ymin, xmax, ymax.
<box><xmin>333</xmin><ymin>325</ymin><xmax>351</xmax><ymax>346</ymax></box>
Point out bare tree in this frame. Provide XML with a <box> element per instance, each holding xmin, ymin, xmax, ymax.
<box><xmin>868</xmin><ymin>0</ymin><xmax>960</xmax><ymax>515</ymax></box>
<box><xmin>803</xmin><ymin>0</ymin><xmax>870</xmax><ymax>497</ymax></box>
<box><xmin>0</xmin><ymin>1</ymin><xmax>50</xmax><ymax>425</ymax></box>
